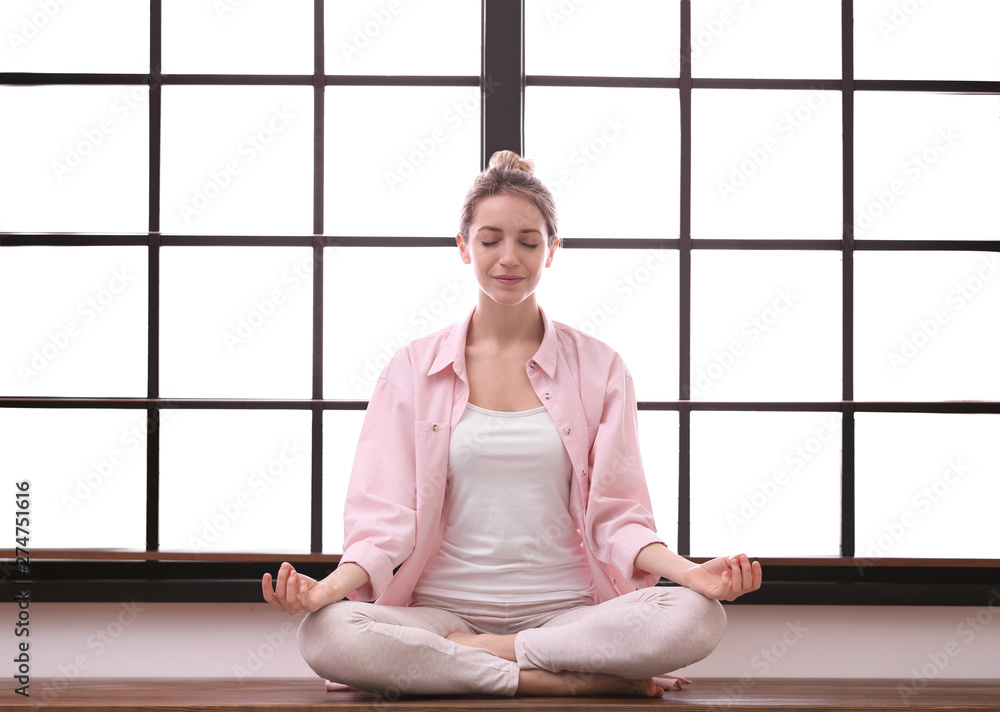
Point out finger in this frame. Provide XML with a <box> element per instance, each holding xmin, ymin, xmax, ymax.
<box><xmin>262</xmin><ymin>573</ymin><xmax>277</xmax><ymax>605</ymax></box>
<box><xmin>738</xmin><ymin>554</ymin><xmax>753</xmax><ymax>591</ymax></box>
<box><xmin>288</xmin><ymin>569</ymin><xmax>302</xmax><ymax>609</ymax></box>
<box><xmin>275</xmin><ymin>562</ymin><xmax>291</xmax><ymax>602</ymax></box>
<box><xmin>752</xmin><ymin>560</ymin><xmax>763</xmax><ymax>591</ymax></box>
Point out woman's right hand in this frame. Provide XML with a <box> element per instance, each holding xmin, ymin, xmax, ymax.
<box><xmin>262</xmin><ymin>562</ymin><xmax>340</xmax><ymax>614</ymax></box>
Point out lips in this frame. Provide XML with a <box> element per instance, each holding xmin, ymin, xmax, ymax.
<box><xmin>494</xmin><ymin>275</ymin><xmax>524</xmax><ymax>285</ymax></box>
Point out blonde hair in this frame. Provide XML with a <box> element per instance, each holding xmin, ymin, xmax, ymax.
<box><xmin>458</xmin><ymin>150</ymin><xmax>558</xmax><ymax>248</ymax></box>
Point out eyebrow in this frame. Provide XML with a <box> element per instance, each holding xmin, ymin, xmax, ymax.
<box><xmin>477</xmin><ymin>226</ymin><xmax>543</xmax><ymax>235</ymax></box>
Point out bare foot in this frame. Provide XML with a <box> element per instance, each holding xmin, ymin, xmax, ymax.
<box><xmin>445</xmin><ymin>631</ymin><xmax>516</xmax><ymax>661</ymax></box>
<box><xmin>518</xmin><ymin>668</ymin><xmax>665</xmax><ymax>697</ymax></box>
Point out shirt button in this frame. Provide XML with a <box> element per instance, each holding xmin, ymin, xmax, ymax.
<box><xmin>544</xmin><ymin>393</ymin><xmax>551</xmax><ymax>400</ymax></box>
<box><xmin>432</xmin><ymin>424</ymin><xmax>438</xmax><ymax>432</ymax></box>
<box><xmin>580</xmin><ymin>468</ymin><xmax>587</xmax><ymax>477</ymax></box>
<box><xmin>528</xmin><ymin>360</ymin><xmax>536</xmax><ymax>369</ymax></box>
<box><xmin>564</xmin><ymin>427</ymin><xmax>571</xmax><ymax>435</ymax></box>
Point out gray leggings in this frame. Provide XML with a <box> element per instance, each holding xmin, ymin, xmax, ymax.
<box><xmin>296</xmin><ymin>586</ymin><xmax>726</xmax><ymax>698</ymax></box>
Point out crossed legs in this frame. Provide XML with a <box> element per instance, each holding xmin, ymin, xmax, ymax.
<box><xmin>296</xmin><ymin>586</ymin><xmax>726</xmax><ymax>699</ymax></box>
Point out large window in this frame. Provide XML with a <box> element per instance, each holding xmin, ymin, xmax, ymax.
<box><xmin>1</xmin><ymin>0</ymin><xmax>998</xmax><ymax>603</ymax></box>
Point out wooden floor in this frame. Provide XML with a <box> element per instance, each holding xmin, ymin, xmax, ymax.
<box><xmin>1</xmin><ymin>678</ymin><xmax>999</xmax><ymax>711</ymax></box>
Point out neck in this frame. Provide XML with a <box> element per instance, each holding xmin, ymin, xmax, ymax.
<box><xmin>468</xmin><ymin>293</ymin><xmax>544</xmax><ymax>351</ymax></box>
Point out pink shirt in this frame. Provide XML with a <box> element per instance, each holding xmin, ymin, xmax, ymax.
<box><xmin>340</xmin><ymin>305</ymin><xmax>666</xmax><ymax>606</ymax></box>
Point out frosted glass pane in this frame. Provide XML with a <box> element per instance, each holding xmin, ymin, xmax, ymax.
<box><xmin>162</xmin><ymin>0</ymin><xmax>312</xmax><ymax>74</ymax></box>
<box><xmin>691</xmin><ymin>0</ymin><xmax>841</xmax><ymax>79</ymax></box>
<box><xmin>160</xmin><ymin>247</ymin><xmax>313</xmax><ymax>398</ymax></box>
<box><xmin>325</xmin><ymin>86</ymin><xmax>480</xmax><ymax>237</ymax></box>
<box><xmin>0</xmin><ymin>408</ymin><xmax>147</xmax><ymax>549</ymax></box>
<box><xmin>0</xmin><ymin>246</ymin><xmax>148</xmax><ymax>397</ymax></box>
<box><xmin>639</xmin><ymin>411</ymin><xmax>679</xmax><ymax>552</ymax></box>
<box><xmin>536</xmin><ymin>248</ymin><xmax>679</xmax><ymax>400</ymax></box>
<box><xmin>322</xmin><ymin>410</ymin><xmax>365</xmax><ymax>555</ymax></box>
<box><xmin>691</xmin><ymin>411</ymin><xmax>842</xmax><ymax>557</ymax></box>
<box><xmin>525</xmin><ymin>87</ymin><xmax>680</xmax><ymax>239</ymax></box>
<box><xmin>159</xmin><ymin>410</ymin><xmax>311</xmax><ymax>552</ymax></box>
<box><xmin>160</xmin><ymin>86</ymin><xmax>313</xmax><ymax>235</ymax></box>
<box><xmin>853</xmin><ymin>93</ymin><xmax>1000</xmax><ymax>241</ymax></box>
<box><xmin>326</xmin><ymin>0</ymin><xmax>479</xmax><ymax>75</ymax></box>
<box><xmin>323</xmin><ymin>247</ymin><xmax>475</xmax><ymax>399</ymax></box>
<box><xmin>856</xmin><ymin>413</ymin><xmax>1000</xmax><ymax>560</ymax></box>
<box><xmin>526</xmin><ymin>0</ymin><xmax>680</xmax><ymax>78</ymax></box>
<box><xmin>0</xmin><ymin>0</ymin><xmax>149</xmax><ymax>73</ymax></box>
<box><xmin>855</xmin><ymin>252</ymin><xmax>1000</xmax><ymax>401</ymax></box>
<box><xmin>855</xmin><ymin>0</ymin><xmax>1000</xmax><ymax>81</ymax></box>
<box><xmin>690</xmin><ymin>251</ymin><xmax>841</xmax><ymax>401</ymax></box>
<box><xmin>0</xmin><ymin>86</ymin><xmax>149</xmax><ymax>234</ymax></box>
<box><xmin>691</xmin><ymin>89</ymin><xmax>842</xmax><ymax>239</ymax></box>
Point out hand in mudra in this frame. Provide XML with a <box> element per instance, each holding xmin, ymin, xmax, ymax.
<box><xmin>684</xmin><ymin>554</ymin><xmax>762</xmax><ymax>602</ymax></box>
<box><xmin>262</xmin><ymin>562</ymin><xmax>337</xmax><ymax>614</ymax></box>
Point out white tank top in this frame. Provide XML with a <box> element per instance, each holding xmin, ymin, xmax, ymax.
<box><xmin>413</xmin><ymin>403</ymin><xmax>595</xmax><ymax>602</ymax></box>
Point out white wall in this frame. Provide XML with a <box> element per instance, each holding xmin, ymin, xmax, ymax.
<box><xmin>3</xmin><ymin>602</ymin><xmax>999</xmax><ymax>689</ymax></box>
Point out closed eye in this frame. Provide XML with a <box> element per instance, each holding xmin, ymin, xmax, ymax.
<box><xmin>481</xmin><ymin>240</ymin><xmax>499</xmax><ymax>247</ymax></box>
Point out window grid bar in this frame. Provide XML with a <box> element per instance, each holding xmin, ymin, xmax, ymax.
<box><xmin>145</xmin><ymin>0</ymin><xmax>163</xmax><ymax>553</ymax></box>
<box><xmin>310</xmin><ymin>0</ymin><xmax>325</xmax><ymax>554</ymax></box>
<box><xmin>482</xmin><ymin>0</ymin><xmax>524</xmax><ymax>165</ymax></box>
<box><xmin>677</xmin><ymin>0</ymin><xmax>693</xmax><ymax>556</ymax></box>
<box><xmin>840</xmin><ymin>0</ymin><xmax>856</xmax><ymax>557</ymax></box>
<box><xmin>4</xmin><ymin>234</ymin><xmax>1000</xmax><ymax>251</ymax></box>
<box><xmin>3</xmin><ymin>397</ymin><xmax>1000</xmax><ymax>415</ymax></box>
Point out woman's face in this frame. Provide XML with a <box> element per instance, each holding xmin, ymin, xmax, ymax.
<box><xmin>457</xmin><ymin>193</ymin><xmax>558</xmax><ymax>308</ymax></box>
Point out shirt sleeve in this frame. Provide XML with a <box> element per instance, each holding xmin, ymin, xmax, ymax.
<box><xmin>585</xmin><ymin>353</ymin><xmax>666</xmax><ymax>589</ymax></box>
<box><xmin>339</xmin><ymin>353</ymin><xmax>418</xmax><ymax>602</ymax></box>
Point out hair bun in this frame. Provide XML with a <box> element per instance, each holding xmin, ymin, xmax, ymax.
<box><xmin>489</xmin><ymin>150</ymin><xmax>536</xmax><ymax>174</ymax></box>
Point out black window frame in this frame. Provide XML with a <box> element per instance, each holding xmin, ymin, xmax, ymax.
<box><xmin>1</xmin><ymin>0</ymin><xmax>999</xmax><ymax>605</ymax></box>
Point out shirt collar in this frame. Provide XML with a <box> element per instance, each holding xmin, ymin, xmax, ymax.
<box><xmin>427</xmin><ymin>304</ymin><xmax>558</xmax><ymax>379</ymax></box>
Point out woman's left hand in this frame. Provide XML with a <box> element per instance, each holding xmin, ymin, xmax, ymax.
<box><xmin>682</xmin><ymin>554</ymin><xmax>762</xmax><ymax>601</ymax></box>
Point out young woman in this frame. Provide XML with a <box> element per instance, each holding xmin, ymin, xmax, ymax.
<box><xmin>262</xmin><ymin>151</ymin><xmax>762</xmax><ymax>698</ymax></box>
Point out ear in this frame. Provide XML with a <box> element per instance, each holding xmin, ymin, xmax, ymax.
<box><xmin>456</xmin><ymin>233</ymin><xmax>471</xmax><ymax>264</ymax></box>
<box><xmin>544</xmin><ymin>236</ymin><xmax>559</xmax><ymax>268</ymax></box>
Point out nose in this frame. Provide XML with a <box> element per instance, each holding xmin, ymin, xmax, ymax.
<box><xmin>498</xmin><ymin>239</ymin><xmax>519</xmax><ymax>266</ymax></box>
